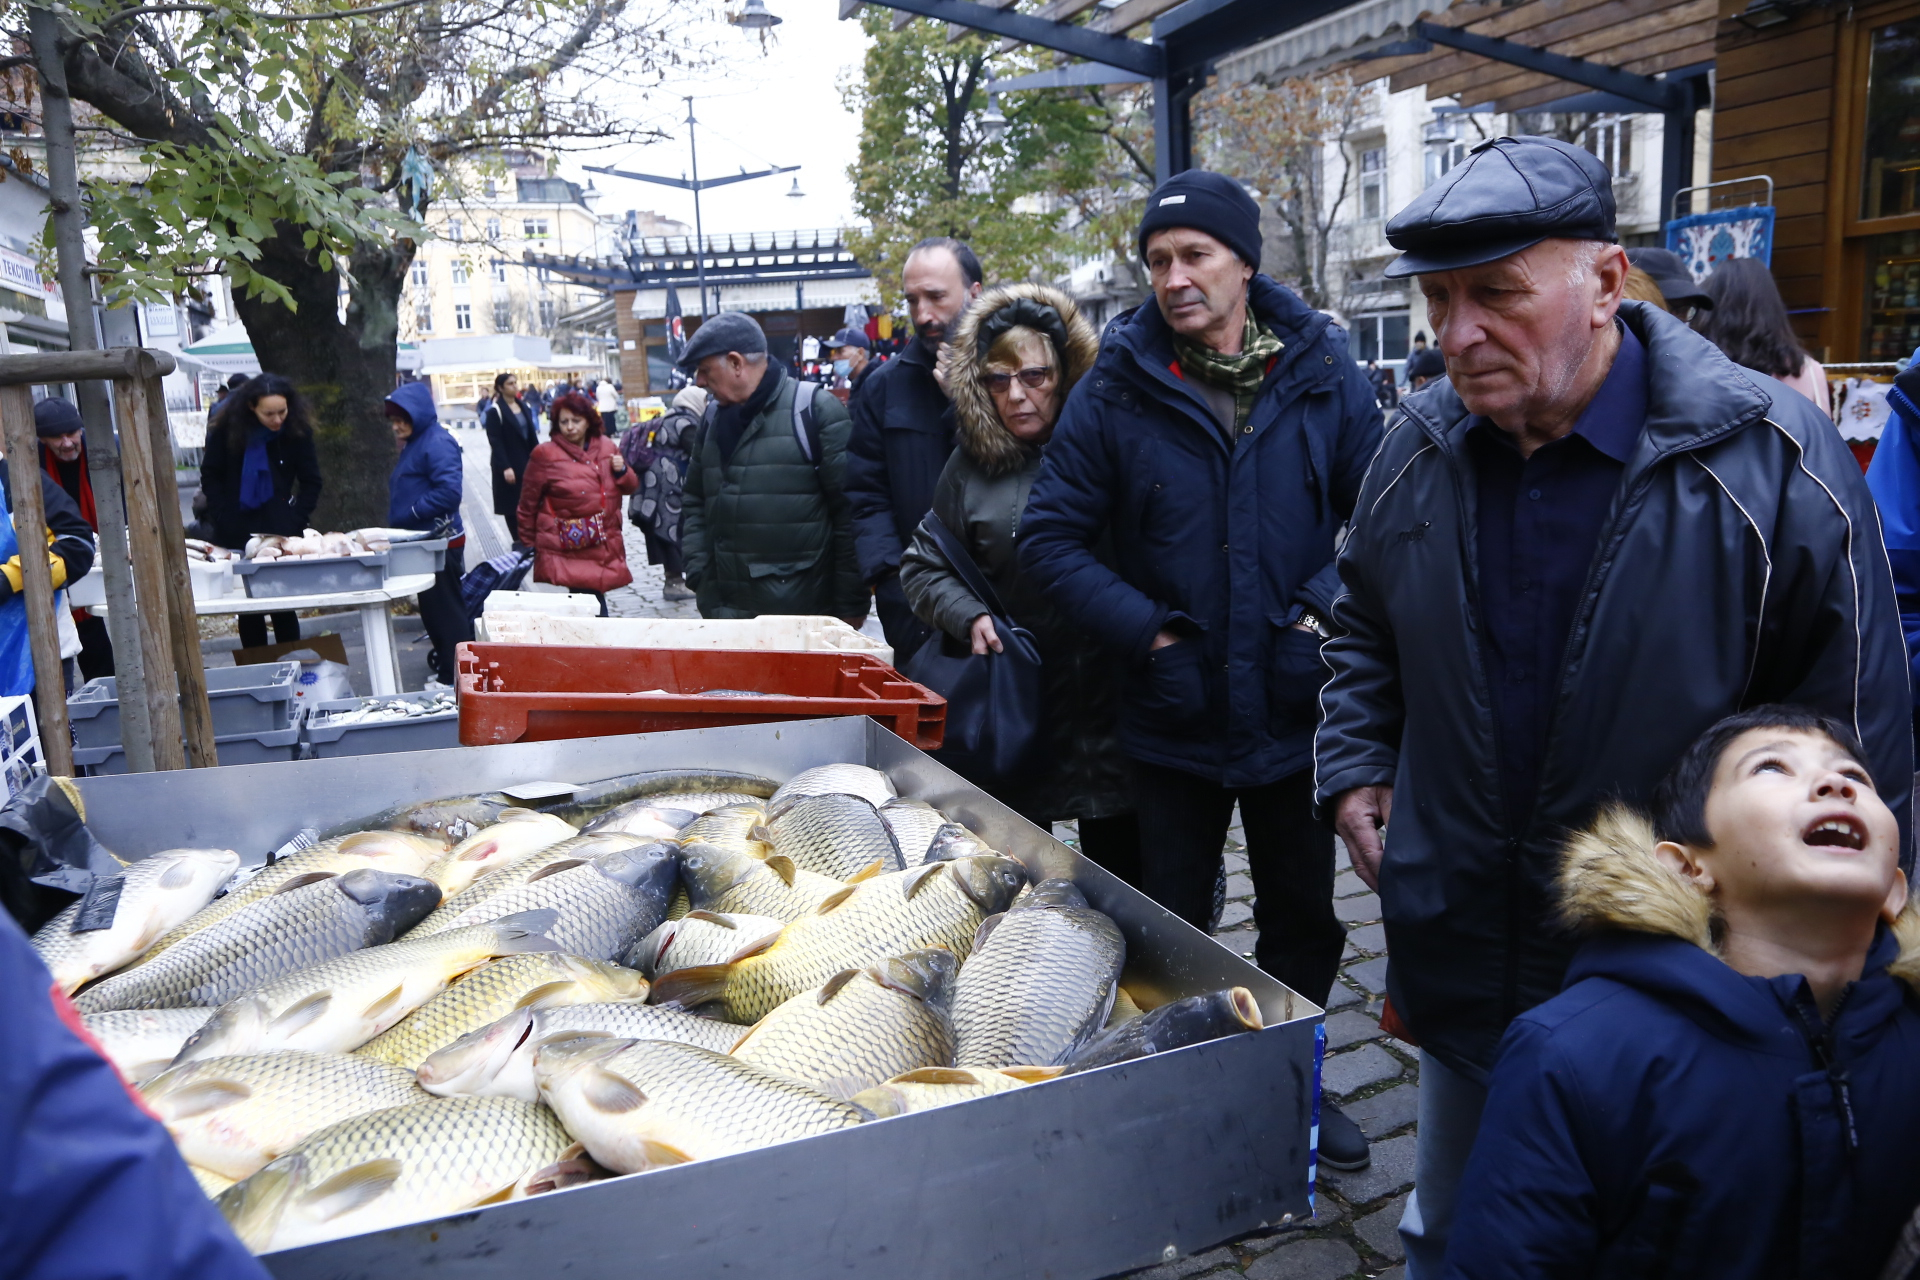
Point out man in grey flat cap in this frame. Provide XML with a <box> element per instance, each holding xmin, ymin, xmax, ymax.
<box><xmin>677</xmin><ymin>311</ymin><xmax>867</xmax><ymax>625</ymax></box>
<box><xmin>1313</xmin><ymin>135</ymin><xmax>1910</xmax><ymax>1274</ymax></box>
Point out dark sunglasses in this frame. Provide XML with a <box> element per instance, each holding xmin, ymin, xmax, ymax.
<box><xmin>985</xmin><ymin>366</ymin><xmax>1057</xmax><ymax>393</ymax></box>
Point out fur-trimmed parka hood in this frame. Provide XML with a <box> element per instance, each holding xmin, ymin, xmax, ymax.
<box><xmin>1558</xmin><ymin>802</ymin><xmax>1920</xmax><ymax>988</ymax></box>
<box><xmin>947</xmin><ymin>282</ymin><xmax>1099</xmax><ymax>477</ymax></box>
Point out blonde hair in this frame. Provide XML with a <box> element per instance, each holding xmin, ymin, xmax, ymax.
<box><xmin>1623</xmin><ymin>266</ymin><xmax>1668</xmax><ymax>312</ymax></box>
<box><xmin>986</xmin><ymin>324</ymin><xmax>1055</xmax><ymax>370</ymax></box>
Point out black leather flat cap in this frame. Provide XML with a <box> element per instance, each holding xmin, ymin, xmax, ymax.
<box><xmin>1383</xmin><ymin>135</ymin><xmax>1616</xmax><ymax>279</ymax></box>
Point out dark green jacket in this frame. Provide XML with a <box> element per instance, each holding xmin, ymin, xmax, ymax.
<box><xmin>681</xmin><ymin>371</ymin><xmax>866</xmax><ymax>619</ymax></box>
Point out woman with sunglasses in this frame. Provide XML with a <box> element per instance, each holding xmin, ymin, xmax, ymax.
<box><xmin>899</xmin><ymin>284</ymin><xmax>1140</xmax><ymax>886</ymax></box>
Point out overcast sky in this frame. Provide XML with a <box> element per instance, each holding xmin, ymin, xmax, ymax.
<box><xmin>556</xmin><ymin>3</ymin><xmax>874</xmax><ymax>239</ymax></box>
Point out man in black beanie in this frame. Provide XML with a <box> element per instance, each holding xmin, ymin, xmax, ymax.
<box><xmin>1020</xmin><ymin>171</ymin><xmax>1384</xmax><ymax>1171</ymax></box>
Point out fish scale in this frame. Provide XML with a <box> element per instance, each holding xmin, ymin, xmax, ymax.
<box><xmin>406</xmin><ymin>833</ymin><xmax>647</xmax><ymax>938</ymax></box>
<box><xmin>33</xmin><ymin>848</ymin><xmax>240</xmax><ymax>996</ymax></box>
<box><xmin>877</xmin><ymin>800</ymin><xmax>947</xmax><ymax>867</ymax></box>
<box><xmin>681</xmin><ymin>840</ymin><xmax>849</xmax><ymax>923</ymax></box>
<box><xmin>730</xmin><ymin>951</ymin><xmax>956</xmax><ymax>1100</ymax></box>
<box><xmin>762</xmin><ymin>792</ymin><xmax>903</xmax><ymax>881</ymax></box>
<box><xmin>142</xmin><ymin>1049</ymin><xmax>428</xmax><ymax>1180</ymax></box>
<box><xmin>950</xmin><ymin>881</ymin><xmax>1125</xmax><ymax>1068</ymax></box>
<box><xmin>767</xmin><ymin>764</ymin><xmax>895</xmax><ymax>818</ymax></box>
<box><xmin>356</xmin><ymin>953</ymin><xmax>647</xmax><ymax>1069</ymax></box>
<box><xmin>674</xmin><ymin>803</ymin><xmax>768</xmax><ymax>853</ymax></box>
<box><xmin>82</xmin><ymin>1008</ymin><xmax>215</xmax><ymax>1084</ymax></box>
<box><xmin>418</xmin><ymin>845</ymin><xmax>677</xmax><ymax>960</ymax></box>
<box><xmin>218</xmin><ymin>1096</ymin><xmax>572</xmax><ymax>1253</ymax></box>
<box><xmin>536</xmin><ymin>1038</ymin><xmax>864</xmax><ymax>1172</ymax></box>
<box><xmin>74</xmin><ymin>872</ymin><xmax>438</xmax><ymax>1014</ymax></box>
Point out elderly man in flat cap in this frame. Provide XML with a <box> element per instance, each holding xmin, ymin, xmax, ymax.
<box><xmin>677</xmin><ymin>311</ymin><xmax>867</xmax><ymax>626</ymax></box>
<box><xmin>1314</xmin><ymin>135</ymin><xmax>1911</xmax><ymax>1274</ymax></box>
<box><xmin>1020</xmin><ymin>170</ymin><xmax>1385</xmax><ymax>1171</ymax></box>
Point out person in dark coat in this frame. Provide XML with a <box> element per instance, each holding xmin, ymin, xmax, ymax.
<box><xmin>1018</xmin><ymin>170</ymin><xmax>1385</xmax><ymax>1170</ymax></box>
<box><xmin>384</xmin><ymin>382</ymin><xmax>469</xmax><ymax>685</ymax></box>
<box><xmin>624</xmin><ymin>385</ymin><xmax>704</xmax><ymax>602</ymax></box>
<box><xmin>516</xmin><ymin>390</ymin><xmax>637</xmax><ymax>614</ymax></box>
<box><xmin>846</xmin><ymin>237</ymin><xmax>982</xmax><ymax>656</ymax></box>
<box><xmin>482</xmin><ymin>372</ymin><xmax>539</xmax><ymax>533</ymax></box>
<box><xmin>199</xmin><ymin>373</ymin><xmax>322</xmax><ymax>649</ymax></box>
<box><xmin>1314</xmin><ymin>136</ymin><xmax>1912</xmax><ymax>1277</ymax></box>
<box><xmin>1444</xmin><ymin>705</ymin><xmax>1920</xmax><ymax>1279</ymax></box>
<box><xmin>900</xmin><ymin>283</ymin><xmax>1139</xmax><ymax>885</ymax></box>
<box><xmin>34</xmin><ymin>397</ymin><xmax>112</xmax><ymax>679</ymax></box>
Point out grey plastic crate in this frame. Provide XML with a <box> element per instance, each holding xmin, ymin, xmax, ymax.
<box><xmin>73</xmin><ymin>724</ymin><xmax>301</xmax><ymax>775</ymax></box>
<box><xmin>67</xmin><ymin>663</ymin><xmax>300</xmax><ymax>748</ymax></box>
<box><xmin>233</xmin><ymin>553</ymin><xmax>388</xmax><ymax>599</ymax></box>
<box><xmin>383</xmin><ymin>538</ymin><xmax>448</xmax><ymax>578</ymax></box>
<box><xmin>303</xmin><ymin>692</ymin><xmax>460</xmax><ymax>758</ymax></box>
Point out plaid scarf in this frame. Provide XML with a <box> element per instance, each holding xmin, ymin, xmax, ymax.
<box><xmin>1174</xmin><ymin>309</ymin><xmax>1285</xmax><ymax>434</ymax></box>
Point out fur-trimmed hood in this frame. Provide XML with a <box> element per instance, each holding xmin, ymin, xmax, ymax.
<box><xmin>1558</xmin><ymin>802</ymin><xmax>1920</xmax><ymax>987</ymax></box>
<box><xmin>947</xmin><ymin>282</ymin><xmax>1099</xmax><ymax>477</ymax></box>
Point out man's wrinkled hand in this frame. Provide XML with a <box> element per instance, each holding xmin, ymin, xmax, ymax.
<box><xmin>1334</xmin><ymin>784</ymin><xmax>1393</xmax><ymax>891</ymax></box>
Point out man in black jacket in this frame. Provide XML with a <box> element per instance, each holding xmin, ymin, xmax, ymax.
<box><xmin>846</xmin><ymin>237</ymin><xmax>982</xmax><ymax>656</ymax></box>
<box><xmin>1314</xmin><ymin>136</ymin><xmax>1912</xmax><ymax>1276</ymax></box>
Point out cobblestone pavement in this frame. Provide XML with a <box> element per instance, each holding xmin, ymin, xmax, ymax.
<box><xmin>1052</xmin><ymin>817</ymin><xmax>1415</xmax><ymax>1280</ymax></box>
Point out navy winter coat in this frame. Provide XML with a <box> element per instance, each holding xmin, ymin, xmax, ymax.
<box><xmin>1315</xmin><ymin>302</ymin><xmax>1913</xmax><ymax>1081</ymax></box>
<box><xmin>1017</xmin><ymin>275</ymin><xmax>1384</xmax><ymax>787</ymax></box>
<box><xmin>845</xmin><ymin>340</ymin><xmax>954</xmax><ymax>584</ymax></box>
<box><xmin>1446</xmin><ymin>809</ymin><xmax>1920</xmax><ymax>1279</ymax></box>
<box><xmin>0</xmin><ymin>911</ymin><xmax>269</xmax><ymax>1280</ymax></box>
<box><xmin>385</xmin><ymin>382</ymin><xmax>465</xmax><ymax>537</ymax></box>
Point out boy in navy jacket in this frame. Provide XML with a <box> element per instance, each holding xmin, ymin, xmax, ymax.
<box><xmin>1445</xmin><ymin>705</ymin><xmax>1920</xmax><ymax>1279</ymax></box>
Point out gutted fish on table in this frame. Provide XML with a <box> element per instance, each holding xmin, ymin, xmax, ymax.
<box><xmin>951</xmin><ymin>880</ymin><xmax>1125</xmax><ymax>1068</ymax></box>
<box><xmin>33</xmin><ymin>848</ymin><xmax>240</xmax><ymax>995</ymax></box>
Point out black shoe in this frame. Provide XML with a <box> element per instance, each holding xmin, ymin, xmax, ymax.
<box><xmin>1319</xmin><ymin>1102</ymin><xmax>1371</xmax><ymax>1171</ymax></box>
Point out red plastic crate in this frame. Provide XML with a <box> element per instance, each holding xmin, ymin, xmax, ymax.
<box><xmin>455</xmin><ymin>643</ymin><xmax>946</xmax><ymax>750</ymax></box>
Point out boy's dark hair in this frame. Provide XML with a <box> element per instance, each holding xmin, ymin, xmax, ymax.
<box><xmin>1650</xmin><ymin>704</ymin><xmax>1869</xmax><ymax>847</ymax></box>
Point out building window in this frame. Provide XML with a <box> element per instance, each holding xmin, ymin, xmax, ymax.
<box><xmin>1359</xmin><ymin>146</ymin><xmax>1386</xmax><ymax>219</ymax></box>
<box><xmin>455</xmin><ymin>303</ymin><xmax>472</xmax><ymax>331</ymax></box>
<box><xmin>1584</xmin><ymin>115</ymin><xmax>1631</xmax><ymax>177</ymax></box>
<box><xmin>494</xmin><ymin>299</ymin><xmax>512</xmax><ymax>331</ymax></box>
<box><xmin>538</xmin><ymin>299</ymin><xmax>557</xmax><ymax>328</ymax></box>
<box><xmin>494</xmin><ymin>262</ymin><xmax>508</xmax><ymax>283</ymax></box>
<box><xmin>409</xmin><ymin>260</ymin><xmax>428</xmax><ymax>287</ymax></box>
<box><xmin>524</xmin><ymin>218</ymin><xmax>550</xmax><ymax>239</ymax></box>
<box><xmin>1352</xmin><ymin>313</ymin><xmax>1411</xmax><ymax>364</ymax></box>
<box><xmin>415</xmin><ymin>300</ymin><xmax>433</xmax><ymax>332</ymax></box>
<box><xmin>450</xmin><ymin>260</ymin><xmax>469</xmax><ymax>286</ymax></box>
<box><xmin>487</xmin><ymin>218</ymin><xmax>501</xmax><ymax>240</ymax></box>
<box><xmin>1426</xmin><ymin>139</ymin><xmax>1468</xmax><ymax>187</ymax></box>
<box><xmin>484</xmin><ymin>179</ymin><xmax>498</xmax><ymax>198</ymax></box>
<box><xmin>450</xmin><ymin>218</ymin><xmax>463</xmax><ymax>243</ymax></box>
<box><xmin>1865</xmin><ymin>20</ymin><xmax>1920</xmax><ymax>219</ymax></box>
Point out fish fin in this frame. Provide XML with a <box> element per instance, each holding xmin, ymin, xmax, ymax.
<box><xmin>729</xmin><ymin>932</ymin><xmax>780</xmax><ymax>964</ymax></box>
<box><xmin>127</xmin><ymin>915</ymin><xmax>173</xmax><ymax>954</ymax></box>
<box><xmin>526</xmin><ymin>859</ymin><xmax>589</xmax><ymax>883</ymax></box>
<box><xmin>268</xmin><ymin>991</ymin><xmax>332</xmax><ymax>1036</ymax></box>
<box><xmin>905</xmin><ymin>864</ymin><xmax>947</xmax><ymax>900</ymax></box>
<box><xmin>457</xmin><ymin>840</ymin><xmax>501</xmax><ymax>862</ymax></box>
<box><xmin>361</xmin><ymin>984</ymin><xmax>407</xmax><ymax>1024</ymax></box>
<box><xmin>814</xmin><ymin>886</ymin><xmax>857</xmax><ymax>915</ymax></box>
<box><xmin>891</xmin><ymin>1067</ymin><xmax>979</xmax><ymax>1085</ymax></box>
<box><xmin>636</xmin><ymin>1140</ymin><xmax>694</xmax><ymax>1169</ymax></box>
<box><xmin>971</xmin><ymin>912</ymin><xmax>1006</xmax><ymax>953</ymax></box>
<box><xmin>762</xmin><ymin>855</ymin><xmax>796</xmax><ymax>887</ymax></box>
<box><xmin>157</xmin><ymin>859</ymin><xmax>199</xmax><ymax>890</ymax></box>
<box><xmin>748</xmin><ymin>824</ymin><xmax>774</xmax><ymax>843</ymax></box>
<box><xmin>649</xmin><ymin>964</ymin><xmax>730</xmax><ymax>1010</ymax></box>
<box><xmin>1230</xmin><ymin>987</ymin><xmax>1264</xmax><ymax>1031</ymax></box>
<box><xmin>513</xmin><ymin>981</ymin><xmax>579</xmax><ymax>1011</ymax></box>
<box><xmin>271</xmin><ymin>872</ymin><xmax>339</xmax><ymax>894</ymax></box>
<box><xmin>472</xmin><ymin>1182</ymin><xmax>517</xmax><ymax>1207</ymax></box>
<box><xmin>817</xmin><ymin>969</ymin><xmax>861</xmax><ymax>1004</ymax></box>
<box><xmin>297</xmin><ymin>1158</ymin><xmax>402</xmax><ymax>1223</ymax></box>
<box><xmin>582</xmin><ymin>1067</ymin><xmax>647</xmax><ymax>1113</ymax></box>
<box><xmin>999</xmin><ymin>1066</ymin><xmax>1065</xmax><ymax>1083</ymax></box>
<box><xmin>845</xmin><ymin>861</ymin><xmax>884</xmax><ymax>885</ymax></box>
<box><xmin>219</xmin><ymin>1153</ymin><xmax>302</xmax><ymax>1251</ymax></box>
<box><xmin>488</xmin><ymin>909</ymin><xmax>562</xmax><ymax>952</ymax></box>
<box><xmin>684</xmin><ymin>911</ymin><xmax>736</xmax><ymax>928</ymax></box>
<box><xmin>154</xmin><ymin>1078</ymin><xmax>251</xmax><ymax>1117</ymax></box>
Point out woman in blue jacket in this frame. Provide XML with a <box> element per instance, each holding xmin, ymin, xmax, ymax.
<box><xmin>384</xmin><ymin>382</ymin><xmax>469</xmax><ymax>685</ymax></box>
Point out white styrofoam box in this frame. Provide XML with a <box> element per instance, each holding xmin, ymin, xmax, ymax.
<box><xmin>189</xmin><ymin>558</ymin><xmax>238</xmax><ymax>600</ymax></box>
<box><xmin>67</xmin><ymin>568</ymin><xmax>106</xmax><ymax>609</ymax></box>
<box><xmin>482</xmin><ymin>590</ymin><xmax>602</xmax><ymax>618</ymax></box>
<box><xmin>475</xmin><ymin>613</ymin><xmax>894</xmax><ymax>666</ymax></box>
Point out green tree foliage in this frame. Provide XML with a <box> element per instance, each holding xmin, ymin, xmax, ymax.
<box><xmin>842</xmin><ymin>10</ymin><xmax>1148</xmax><ymax>299</ymax></box>
<box><xmin>23</xmin><ymin>0</ymin><xmax>717</xmax><ymax>528</ymax></box>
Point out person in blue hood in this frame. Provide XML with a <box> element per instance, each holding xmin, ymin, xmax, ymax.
<box><xmin>1444</xmin><ymin>704</ymin><xmax>1920</xmax><ymax>1279</ymax></box>
<box><xmin>1865</xmin><ymin>356</ymin><xmax>1920</xmax><ymax>738</ymax></box>
<box><xmin>384</xmin><ymin>382</ymin><xmax>470</xmax><ymax>685</ymax></box>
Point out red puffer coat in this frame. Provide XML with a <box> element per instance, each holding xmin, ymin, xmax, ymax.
<box><xmin>515</xmin><ymin>433</ymin><xmax>640</xmax><ymax>594</ymax></box>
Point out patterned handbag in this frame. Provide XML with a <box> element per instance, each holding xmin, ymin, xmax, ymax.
<box><xmin>555</xmin><ymin>513</ymin><xmax>605</xmax><ymax>550</ymax></box>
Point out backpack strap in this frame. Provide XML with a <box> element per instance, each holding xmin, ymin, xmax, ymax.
<box><xmin>790</xmin><ymin>382</ymin><xmax>825</xmax><ymax>470</ymax></box>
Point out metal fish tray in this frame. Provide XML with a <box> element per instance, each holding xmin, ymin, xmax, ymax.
<box><xmin>70</xmin><ymin>717</ymin><xmax>1323</xmax><ymax>1280</ymax></box>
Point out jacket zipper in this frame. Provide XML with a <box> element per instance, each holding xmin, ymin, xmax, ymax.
<box><xmin>1792</xmin><ymin>982</ymin><xmax>1860</xmax><ymax>1153</ymax></box>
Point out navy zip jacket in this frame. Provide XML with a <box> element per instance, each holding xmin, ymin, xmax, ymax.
<box><xmin>1017</xmin><ymin>275</ymin><xmax>1384</xmax><ymax>787</ymax></box>
<box><xmin>1446</xmin><ymin>807</ymin><xmax>1920</xmax><ymax>1279</ymax></box>
<box><xmin>384</xmin><ymin>382</ymin><xmax>465</xmax><ymax>537</ymax></box>
<box><xmin>1314</xmin><ymin>301</ymin><xmax>1913</xmax><ymax>1081</ymax></box>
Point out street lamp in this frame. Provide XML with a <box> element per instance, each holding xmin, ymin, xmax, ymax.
<box><xmin>732</xmin><ymin>0</ymin><xmax>783</xmax><ymax>28</ymax></box>
<box><xmin>786</xmin><ymin>176</ymin><xmax>806</xmax><ymax>198</ymax></box>
<box><xmin>980</xmin><ymin>87</ymin><xmax>1009</xmax><ymax>141</ymax></box>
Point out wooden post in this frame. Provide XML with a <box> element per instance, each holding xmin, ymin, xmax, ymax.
<box><xmin>136</xmin><ymin>363</ymin><xmax>216</xmax><ymax>768</ymax></box>
<box><xmin>0</xmin><ymin>385</ymin><xmax>73</xmax><ymax>776</ymax></box>
<box><xmin>110</xmin><ymin>374</ymin><xmax>186</xmax><ymax>770</ymax></box>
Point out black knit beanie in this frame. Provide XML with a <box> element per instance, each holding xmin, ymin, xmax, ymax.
<box><xmin>1136</xmin><ymin>170</ymin><xmax>1263</xmax><ymax>268</ymax></box>
<box><xmin>33</xmin><ymin>397</ymin><xmax>83</xmax><ymax>439</ymax></box>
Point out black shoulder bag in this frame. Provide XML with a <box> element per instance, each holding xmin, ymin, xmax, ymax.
<box><xmin>901</xmin><ymin>511</ymin><xmax>1045</xmax><ymax>784</ymax></box>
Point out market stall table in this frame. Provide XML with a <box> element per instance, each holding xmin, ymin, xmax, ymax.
<box><xmin>90</xmin><ymin>573</ymin><xmax>437</xmax><ymax>697</ymax></box>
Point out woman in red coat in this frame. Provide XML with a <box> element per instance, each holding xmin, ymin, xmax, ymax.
<box><xmin>515</xmin><ymin>390</ymin><xmax>639</xmax><ymax>614</ymax></box>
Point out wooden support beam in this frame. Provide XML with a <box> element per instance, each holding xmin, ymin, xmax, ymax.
<box><xmin>0</xmin><ymin>347</ymin><xmax>174</xmax><ymax>389</ymax></box>
<box><xmin>0</xmin><ymin>385</ymin><xmax>71</xmax><ymax>777</ymax></box>
<box><xmin>135</xmin><ymin>375</ymin><xmax>216</xmax><ymax>769</ymax></box>
<box><xmin>110</xmin><ymin>375</ymin><xmax>186</xmax><ymax>771</ymax></box>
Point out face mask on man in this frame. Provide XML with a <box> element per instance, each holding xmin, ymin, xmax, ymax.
<box><xmin>833</xmin><ymin>359</ymin><xmax>852</xmax><ymax>378</ymax></box>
